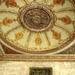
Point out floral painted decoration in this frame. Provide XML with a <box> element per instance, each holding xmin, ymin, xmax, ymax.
<box><xmin>35</xmin><ymin>37</ymin><xmax>42</xmax><ymax>45</ymax></box>
<box><xmin>15</xmin><ymin>32</ymin><xmax>23</xmax><ymax>40</ymax></box>
<box><xmin>53</xmin><ymin>31</ymin><xmax>61</xmax><ymax>39</ymax></box>
<box><xmin>53</xmin><ymin>0</ymin><xmax>65</xmax><ymax>5</ymax></box>
<box><xmin>60</xmin><ymin>16</ymin><xmax>71</xmax><ymax>24</ymax></box>
<box><xmin>3</xmin><ymin>17</ymin><xmax>13</xmax><ymax>26</ymax></box>
<box><xmin>5</xmin><ymin>0</ymin><xmax>17</xmax><ymax>7</ymax></box>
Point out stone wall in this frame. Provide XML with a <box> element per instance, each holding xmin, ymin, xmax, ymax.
<box><xmin>0</xmin><ymin>62</ymin><xmax>75</xmax><ymax>75</ymax></box>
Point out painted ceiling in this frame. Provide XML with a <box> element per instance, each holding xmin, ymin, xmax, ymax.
<box><xmin>0</xmin><ymin>0</ymin><xmax>75</xmax><ymax>61</ymax></box>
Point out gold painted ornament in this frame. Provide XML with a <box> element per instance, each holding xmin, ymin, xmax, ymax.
<box><xmin>60</xmin><ymin>16</ymin><xmax>71</xmax><ymax>24</ymax></box>
<box><xmin>53</xmin><ymin>0</ymin><xmax>65</xmax><ymax>5</ymax></box>
<box><xmin>5</xmin><ymin>0</ymin><xmax>17</xmax><ymax>7</ymax></box>
<box><xmin>53</xmin><ymin>31</ymin><xmax>61</xmax><ymax>39</ymax></box>
<box><xmin>3</xmin><ymin>17</ymin><xmax>13</xmax><ymax>26</ymax></box>
<box><xmin>15</xmin><ymin>32</ymin><xmax>23</xmax><ymax>40</ymax></box>
<box><xmin>35</xmin><ymin>37</ymin><xmax>42</xmax><ymax>45</ymax></box>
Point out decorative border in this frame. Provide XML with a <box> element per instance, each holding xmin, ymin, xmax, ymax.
<box><xmin>0</xmin><ymin>40</ymin><xmax>75</xmax><ymax>62</ymax></box>
<box><xmin>0</xmin><ymin>33</ymin><xmax>75</xmax><ymax>54</ymax></box>
<box><xmin>0</xmin><ymin>54</ymin><xmax>75</xmax><ymax>62</ymax></box>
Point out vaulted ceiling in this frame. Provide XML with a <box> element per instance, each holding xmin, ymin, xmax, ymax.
<box><xmin>0</xmin><ymin>0</ymin><xmax>75</xmax><ymax>61</ymax></box>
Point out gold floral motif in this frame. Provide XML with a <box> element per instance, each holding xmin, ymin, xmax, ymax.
<box><xmin>3</xmin><ymin>17</ymin><xmax>13</xmax><ymax>26</ymax></box>
<box><xmin>53</xmin><ymin>0</ymin><xmax>65</xmax><ymax>5</ymax></box>
<box><xmin>60</xmin><ymin>16</ymin><xmax>71</xmax><ymax>24</ymax></box>
<box><xmin>53</xmin><ymin>31</ymin><xmax>61</xmax><ymax>39</ymax></box>
<box><xmin>5</xmin><ymin>0</ymin><xmax>17</xmax><ymax>7</ymax></box>
<box><xmin>15</xmin><ymin>32</ymin><xmax>23</xmax><ymax>40</ymax></box>
<box><xmin>35</xmin><ymin>37</ymin><xmax>42</xmax><ymax>45</ymax></box>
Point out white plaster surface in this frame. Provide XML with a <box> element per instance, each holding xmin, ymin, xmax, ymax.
<box><xmin>0</xmin><ymin>62</ymin><xmax>75</xmax><ymax>75</ymax></box>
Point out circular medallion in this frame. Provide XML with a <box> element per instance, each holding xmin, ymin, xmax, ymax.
<box><xmin>20</xmin><ymin>5</ymin><xmax>54</xmax><ymax>32</ymax></box>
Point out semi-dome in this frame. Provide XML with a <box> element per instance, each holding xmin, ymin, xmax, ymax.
<box><xmin>0</xmin><ymin>0</ymin><xmax>75</xmax><ymax>61</ymax></box>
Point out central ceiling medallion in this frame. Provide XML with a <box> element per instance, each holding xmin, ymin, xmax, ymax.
<box><xmin>20</xmin><ymin>4</ymin><xmax>54</xmax><ymax>32</ymax></box>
